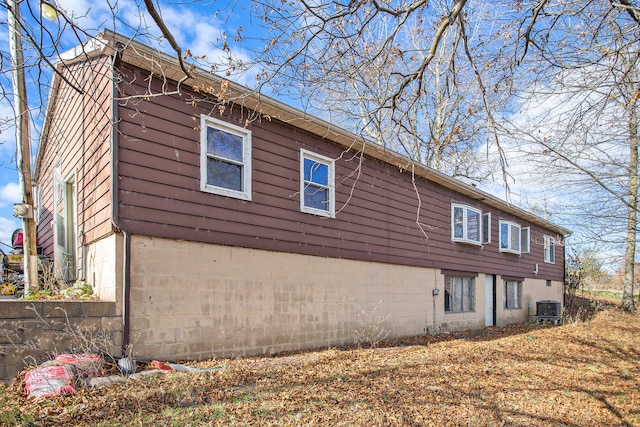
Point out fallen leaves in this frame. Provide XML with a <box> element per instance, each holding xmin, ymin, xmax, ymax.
<box><xmin>2</xmin><ymin>305</ymin><xmax>640</xmax><ymax>426</ymax></box>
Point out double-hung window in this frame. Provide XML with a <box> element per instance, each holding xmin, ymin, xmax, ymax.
<box><xmin>451</xmin><ymin>204</ymin><xmax>482</xmax><ymax>246</ymax></box>
<box><xmin>444</xmin><ymin>276</ymin><xmax>475</xmax><ymax>313</ymax></box>
<box><xmin>499</xmin><ymin>220</ymin><xmax>529</xmax><ymax>255</ymax></box>
<box><xmin>200</xmin><ymin>115</ymin><xmax>252</xmax><ymax>200</ymax></box>
<box><xmin>300</xmin><ymin>149</ymin><xmax>335</xmax><ymax>217</ymax></box>
<box><xmin>504</xmin><ymin>280</ymin><xmax>522</xmax><ymax>309</ymax></box>
<box><xmin>544</xmin><ymin>235</ymin><xmax>555</xmax><ymax>263</ymax></box>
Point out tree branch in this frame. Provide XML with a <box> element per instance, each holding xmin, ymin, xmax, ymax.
<box><xmin>612</xmin><ymin>0</ymin><xmax>640</xmax><ymax>25</ymax></box>
<box><xmin>518</xmin><ymin>0</ymin><xmax>551</xmax><ymax>65</ymax></box>
<box><xmin>390</xmin><ymin>0</ymin><xmax>468</xmax><ymax>109</ymax></box>
<box><xmin>142</xmin><ymin>0</ymin><xmax>193</xmax><ymax>86</ymax></box>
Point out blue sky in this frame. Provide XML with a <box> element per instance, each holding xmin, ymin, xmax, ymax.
<box><xmin>0</xmin><ymin>169</ymin><xmax>22</xmax><ymax>248</ymax></box>
<box><xmin>0</xmin><ymin>0</ymin><xmax>579</xmax><ymax>257</ymax></box>
<box><xmin>0</xmin><ymin>81</ymin><xmax>23</xmax><ymax>247</ymax></box>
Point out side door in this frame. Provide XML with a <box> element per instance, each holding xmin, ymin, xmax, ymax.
<box><xmin>52</xmin><ymin>170</ymin><xmax>76</xmax><ymax>281</ymax></box>
<box><xmin>485</xmin><ymin>274</ymin><xmax>496</xmax><ymax>326</ymax></box>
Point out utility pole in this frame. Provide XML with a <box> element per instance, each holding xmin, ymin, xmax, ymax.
<box><xmin>8</xmin><ymin>0</ymin><xmax>38</xmax><ymax>294</ymax></box>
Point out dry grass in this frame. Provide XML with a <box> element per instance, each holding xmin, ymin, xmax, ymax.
<box><xmin>2</xmin><ymin>303</ymin><xmax>639</xmax><ymax>426</ymax></box>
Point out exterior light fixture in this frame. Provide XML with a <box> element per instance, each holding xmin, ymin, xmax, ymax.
<box><xmin>13</xmin><ymin>203</ymin><xmax>33</xmax><ymax>219</ymax></box>
<box><xmin>40</xmin><ymin>1</ymin><xmax>59</xmax><ymax>21</ymax></box>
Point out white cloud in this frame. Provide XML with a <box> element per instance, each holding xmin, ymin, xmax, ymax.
<box><xmin>0</xmin><ymin>99</ymin><xmax>17</xmax><ymax>159</ymax></box>
<box><xmin>0</xmin><ymin>215</ymin><xmax>20</xmax><ymax>249</ymax></box>
<box><xmin>54</xmin><ymin>0</ymin><xmax>257</xmax><ymax>86</ymax></box>
<box><xmin>0</xmin><ymin>182</ymin><xmax>20</xmax><ymax>207</ymax></box>
<box><xmin>148</xmin><ymin>3</ymin><xmax>256</xmax><ymax>86</ymax></box>
<box><xmin>57</xmin><ymin>0</ymin><xmax>124</xmax><ymax>32</ymax></box>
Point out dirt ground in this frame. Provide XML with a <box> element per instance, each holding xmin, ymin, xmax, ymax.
<box><xmin>2</xmin><ymin>297</ymin><xmax>639</xmax><ymax>426</ymax></box>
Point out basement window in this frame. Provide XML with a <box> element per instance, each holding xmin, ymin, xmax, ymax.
<box><xmin>504</xmin><ymin>280</ymin><xmax>522</xmax><ymax>309</ymax></box>
<box><xmin>444</xmin><ymin>276</ymin><xmax>475</xmax><ymax>313</ymax></box>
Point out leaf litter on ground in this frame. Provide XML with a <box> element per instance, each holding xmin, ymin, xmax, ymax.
<box><xmin>1</xmin><ymin>301</ymin><xmax>639</xmax><ymax>426</ymax></box>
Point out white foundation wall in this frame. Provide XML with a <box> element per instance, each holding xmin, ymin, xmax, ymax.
<box><xmin>126</xmin><ymin>236</ymin><xmax>564</xmax><ymax>360</ymax></box>
<box><xmin>85</xmin><ymin>233</ymin><xmax>122</xmax><ymax>306</ymax></box>
<box><xmin>526</xmin><ymin>278</ymin><xmax>564</xmax><ymax>315</ymax></box>
<box><xmin>128</xmin><ymin>235</ymin><xmax>468</xmax><ymax>360</ymax></box>
<box><xmin>496</xmin><ymin>276</ymin><xmax>564</xmax><ymax>326</ymax></box>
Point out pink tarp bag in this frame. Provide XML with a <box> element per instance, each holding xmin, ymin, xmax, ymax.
<box><xmin>24</xmin><ymin>363</ymin><xmax>76</xmax><ymax>398</ymax></box>
<box><xmin>56</xmin><ymin>353</ymin><xmax>104</xmax><ymax>378</ymax></box>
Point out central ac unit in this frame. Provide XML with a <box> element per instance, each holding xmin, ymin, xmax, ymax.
<box><xmin>536</xmin><ymin>300</ymin><xmax>561</xmax><ymax>317</ymax></box>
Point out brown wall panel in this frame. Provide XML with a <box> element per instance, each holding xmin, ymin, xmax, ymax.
<box><xmin>114</xmin><ymin>64</ymin><xmax>566</xmax><ymax>281</ymax></box>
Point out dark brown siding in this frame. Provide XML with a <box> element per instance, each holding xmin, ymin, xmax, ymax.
<box><xmin>115</xmin><ymin>64</ymin><xmax>565</xmax><ymax>281</ymax></box>
<box><xmin>37</xmin><ymin>57</ymin><xmax>114</xmax><ymax>272</ymax></box>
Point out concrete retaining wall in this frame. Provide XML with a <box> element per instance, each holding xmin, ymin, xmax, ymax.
<box><xmin>0</xmin><ymin>300</ymin><xmax>121</xmax><ymax>383</ymax></box>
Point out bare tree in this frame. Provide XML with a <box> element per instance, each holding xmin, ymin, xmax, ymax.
<box><xmin>328</xmin><ymin>6</ymin><xmax>501</xmax><ymax>182</ymax></box>
<box><xmin>504</xmin><ymin>1</ymin><xmax>640</xmax><ymax>310</ymax></box>
<box><xmin>250</xmin><ymin>0</ymin><xmax>513</xmax><ymax>183</ymax></box>
<box><xmin>245</xmin><ymin>0</ymin><xmax>640</xmax><ymax>311</ymax></box>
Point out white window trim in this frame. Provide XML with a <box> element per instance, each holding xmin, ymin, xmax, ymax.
<box><xmin>499</xmin><ymin>220</ymin><xmax>522</xmax><ymax>255</ymax></box>
<box><xmin>521</xmin><ymin>227</ymin><xmax>530</xmax><ymax>254</ymax></box>
<box><xmin>544</xmin><ymin>235</ymin><xmax>556</xmax><ymax>264</ymax></box>
<box><xmin>300</xmin><ymin>149</ymin><xmax>335</xmax><ymax>218</ymax></box>
<box><xmin>200</xmin><ymin>115</ymin><xmax>252</xmax><ymax>201</ymax></box>
<box><xmin>451</xmin><ymin>203</ymin><xmax>482</xmax><ymax>246</ymax></box>
<box><xmin>482</xmin><ymin>212</ymin><xmax>491</xmax><ymax>245</ymax></box>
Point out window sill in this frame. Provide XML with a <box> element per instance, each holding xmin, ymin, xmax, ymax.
<box><xmin>499</xmin><ymin>249</ymin><xmax>521</xmax><ymax>255</ymax></box>
<box><xmin>452</xmin><ymin>239</ymin><xmax>482</xmax><ymax>247</ymax></box>
<box><xmin>201</xmin><ymin>185</ymin><xmax>251</xmax><ymax>201</ymax></box>
<box><xmin>301</xmin><ymin>207</ymin><xmax>335</xmax><ymax>218</ymax></box>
